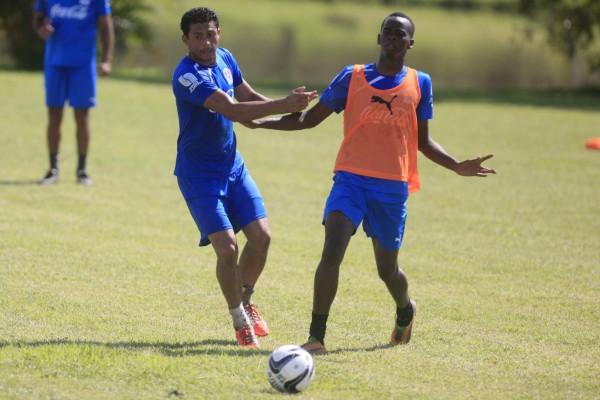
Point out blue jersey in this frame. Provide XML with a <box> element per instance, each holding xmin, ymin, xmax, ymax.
<box><xmin>172</xmin><ymin>48</ymin><xmax>245</xmax><ymax>178</ymax></box>
<box><xmin>320</xmin><ymin>63</ymin><xmax>433</xmax><ymax>120</ymax></box>
<box><xmin>34</xmin><ymin>0</ymin><xmax>111</xmax><ymax>67</ymax></box>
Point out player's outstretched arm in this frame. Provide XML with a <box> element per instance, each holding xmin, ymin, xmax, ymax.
<box><xmin>235</xmin><ymin>80</ymin><xmax>319</xmax><ymax>104</ymax></box>
<box><xmin>242</xmin><ymin>101</ymin><xmax>333</xmax><ymax>131</ymax></box>
<box><xmin>204</xmin><ymin>87</ymin><xmax>317</xmax><ymax>122</ymax></box>
<box><xmin>418</xmin><ymin>120</ymin><xmax>496</xmax><ymax>177</ymax></box>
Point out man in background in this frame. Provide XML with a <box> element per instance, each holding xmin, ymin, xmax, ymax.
<box><xmin>33</xmin><ymin>0</ymin><xmax>114</xmax><ymax>185</ymax></box>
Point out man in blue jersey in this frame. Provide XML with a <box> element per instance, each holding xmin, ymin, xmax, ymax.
<box><xmin>172</xmin><ymin>7</ymin><xmax>317</xmax><ymax>348</ymax></box>
<box><xmin>33</xmin><ymin>0</ymin><xmax>114</xmax><ymax>185</ymax></box>
<box><xmin>245</xmin><ymin>12</ymin><xmax>496</xmax><ymax>353</ymax></box>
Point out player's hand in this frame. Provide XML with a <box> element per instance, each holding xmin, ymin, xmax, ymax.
<box><xmin>455</xmin><ymin>154</ymin><xmax>496</xmax><ymax>177</ymax></box>
<box><xmin>284</xmin><ymin>86</ymin><xmax>318</xmax><ymax>112</ymax></box>
<box><xmin>293</xmin><ymin>86</ymin><xmax>319</xmax><ymax>100</ymax></box>
<box><xmin>36</xmin><ymin>18</ymin><xmax>54</xmax><ymax>40</ymax></box>
<box><xmin>98</xmin><ymin>61</ymin><xmax>112</xmax><ymax>77</ymax></box>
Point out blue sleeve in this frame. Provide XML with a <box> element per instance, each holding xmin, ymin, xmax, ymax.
<box><xmin>319</xmin><ymin>65</ymin><xmax>354</xmax><ymax>114</ymax></box>
<box><xmin>33</xmin><ymin>0</ymin><xmax>45</xmax><ymax>13</ymax></box>
<box><xmin>416</xmin><ymin>71</ymin><xmax>433</xmax><ymax>120</ymax></box>
<box><xmin>173</xmin><ymin>67</ymin><xmax>218</xmax><ymax>107</ymax></box>
<box><xmin>99</xmin><ymin>0</ymin><xmax>111</xmax><ymax>16</ymax></box>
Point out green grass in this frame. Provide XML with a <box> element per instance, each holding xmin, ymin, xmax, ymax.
<box><xmin>1</xmin><ymin>70</ymin><xmax>599</xmax><ymax>399</ymax></box>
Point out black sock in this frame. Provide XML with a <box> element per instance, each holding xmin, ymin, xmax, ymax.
<box><xmin>396</xmin><ymin>300</ymin><xmax>414</xmax><ymax>326</ymax></box>
<box><xmin>50</xmin><ymin>153</ymin><xmax>58</xmax><ymax>170</ymax></box>
<box><xmin>309</xmin><ymin>312</ymin><xmax>328</xmax><ymax>345</ymax></box>
<box><xmin>77</xmin><ymin>154</ymin><xmax>87</xmax><ymax>171</ymax></box>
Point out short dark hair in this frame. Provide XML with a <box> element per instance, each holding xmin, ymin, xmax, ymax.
<box><xmin>180</xmin><ymin>7</ymin><xmax>219</xmax><ymax>36</ymax></box>
<box><xmin>381</xmin><ymin>12</ymin><xmax>415</xmax><ymax>37</ymax></box>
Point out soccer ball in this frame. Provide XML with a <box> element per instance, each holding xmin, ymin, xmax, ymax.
<box><xmin>266</xmin><ymin>345</ymin><xmax>315</xmax><ymax>393</ymax></box>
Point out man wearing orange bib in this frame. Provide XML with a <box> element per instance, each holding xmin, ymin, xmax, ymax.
<box><xmin>246</xmin><ymin>12</ymin><xmax>496</xmax><ymax>353</ymax></box>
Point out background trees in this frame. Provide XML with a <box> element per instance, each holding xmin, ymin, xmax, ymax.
<box><xmin>517</xmin><ymin>0</ymin><xmax>600</xmax><ymax>74</ymax></box>
<box><xmin>0</xmin><ymin>0</ymin><xmax>152</xmax><ymax>70</ymax></box>
<box><xmin>1</xmin><ymin>0</ymin><xmax>598</xmax><ymax>86</ymax></box>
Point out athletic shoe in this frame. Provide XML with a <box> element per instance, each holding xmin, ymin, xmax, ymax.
<box><xmin>38</xmin><ymin>168</ymin><xmax>58</xmax><ymax>185</ymax></box>
<box><xmin>76</xmin><ymin>170</ymin><xmax>93</xmax><ymax>185</ymax></box>
<box><xmin>235</xmin><ymin>326</ymin><xmax>259</xmax><ymax>348</ymax></box>
<box><xmin>244</xmin><ymin>303</ymin><xmax>269</xmax><ymax>337</ymax></box>
<box><xmin>301</xmin><ymin>336</ymin><xmax>326</xmax><ymax>355</ymax></box>
<box><xmin>390</xmin><ymin>300</ymin><xmax>416</xmax><ymax>345</ymax></box>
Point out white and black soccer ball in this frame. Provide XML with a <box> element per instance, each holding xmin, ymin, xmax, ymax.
<box><xmin>266</xmin><ymin>345</ymin><xmax>315</xmax><ymax>393</ymax></box>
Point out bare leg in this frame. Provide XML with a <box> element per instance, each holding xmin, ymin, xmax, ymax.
<box><xmin>372</xmin><ymin>238</ymin><xmax>409</xmax><ymax>308</ymax></box>
<box><xmin>73</xmin><ymin>108</ymin><xmax>90</xmax><ymax>157</ymax></box>
<box><xmin>47</xmin><ymin>107</ymin><xmax>64</xmax><ymax>155</ymax></box>
<box><xmin>208</xmin><ymin>229</ymin><xmax>242</xmax><ymax>309</ymax></box>
<box><xmin>239</xmin><ymin>218</ymin><xmax>271</xmax><ymax>287</ymax></box>
<box><xmin>312</xmin><ymin>211</ymin><xmax>354</xmax><ymax>314</ymax></box>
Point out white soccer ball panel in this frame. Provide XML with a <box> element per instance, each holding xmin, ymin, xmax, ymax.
<box><xmin>266</xmin><ymin>345</ymin><xmax>315</xmax><ymax>393</ymax></box>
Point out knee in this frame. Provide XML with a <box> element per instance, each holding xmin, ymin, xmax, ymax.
<box><xmin>214</xmin><ymin>242</ymin><xmax>238</xmax><ymax>265</ymax></box>
<box><xmin>378</xmin><ymin>264</ymin><xmax>407</xmax><ymax>285</ymax></box>
<box><xmin>250</xmin><ymin>229</ymin><xmax>271</xmax><ymax>252</ymax></box>
<box><xmin>320</xmin><ymin>239</ymin><xmax>346</xmax><ymax>268</ymax></box>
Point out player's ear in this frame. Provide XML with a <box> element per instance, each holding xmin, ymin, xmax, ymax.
<box><xmin>408</xmin><ymin>38</ymin><xmax>414</xmax><ymax>49</ymax></box>
<box><xmin>377</xmin><ymin>33</ymin><xmax>381</xmax><ymax>45</ymax></box>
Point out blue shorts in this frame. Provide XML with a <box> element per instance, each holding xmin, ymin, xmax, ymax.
<box><xmin>177</xmin><ymin>165</ymin><xmax>267</xmax><ymax>246</ymax></box>
<box><xmin>44</xmin><ymin>63</ymin><xmax>96</xmax><ymax>108</ymax></box>
<box><xmin>323</xmin><ymin>178</ymin><xmax>409</xmax><ymax>251</ymax></box>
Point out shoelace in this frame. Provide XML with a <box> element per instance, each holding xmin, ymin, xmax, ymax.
<box><xmin>245</xmin><ymin>304</ymin><xmax>261</xmax><ymax>322</ymax></box>
<box><xmin>238</xmin><ymin>327</ymin><xmax>256</xmax><ymax>345</ymax></box>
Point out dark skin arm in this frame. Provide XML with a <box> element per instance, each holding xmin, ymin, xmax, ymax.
<box><xmin>417</xmin><ymin>119</ymin><xmax>496</xmax><ymax>177</ymax></box>
<box><xmin>241</xmin><ymin>101</ymin><xmax>334</xmax><ymax>130</ymax></box>
<box><xmin>98</xmin><ymin>15</ymin><xmax>115</xmax><ymax>76</ymax></box>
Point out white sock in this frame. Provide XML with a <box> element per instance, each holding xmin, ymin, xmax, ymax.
<box><xmin>229</xmin><ymin>303</ymin><xmax>250</xmax><ymax>330</ymax></box>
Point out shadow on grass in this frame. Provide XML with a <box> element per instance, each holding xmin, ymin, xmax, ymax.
<box><xmin>0</xmin><ymin>179</ymin><xmax>40</xmax><ymax>186</ymax></box>
<box><xmin>0</xmin><ymin>338</ymin><xmax>406</xmax><ymax>357</ymax></box>
<box><xmin>0</xmin><ymin>339</ymin><xmax>272</xmax><ymax>357</ymax></box>
<box><xmin>316</xmin><ymin>342</ymin><xmax>401</xmax><ymax>356</ymax></box>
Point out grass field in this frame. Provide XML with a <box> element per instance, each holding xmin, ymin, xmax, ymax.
<box><xmin>0</xmin><ymin>70</ymin><xmax>599</xmax><ymax>399</ymax></box>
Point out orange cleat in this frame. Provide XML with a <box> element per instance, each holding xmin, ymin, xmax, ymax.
<box><xmin>244</xmin><ymin>303</ymin><xmax>270</xmax><ymax>337</ymax></box>
<box><xmin>236</xmin><ymin>326</ymin><xmax>259</xmax><ymax>348</ymax></box>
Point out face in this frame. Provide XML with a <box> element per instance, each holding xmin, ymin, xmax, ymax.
<box><xmin>377</xmin><ymin>16</ymin><xmax>414</xmax><ymax>57</ymax></box>
<box><xmin>182</xmin><ymin>21</ymin><xmax>220</xmax><ymax>65</ymax></box>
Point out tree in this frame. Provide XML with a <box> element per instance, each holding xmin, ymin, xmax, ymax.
<box><xmin>0</xmin><ymin>1</ymin><xmax>44</xmax><ymax>69</ymax></box>
<box><xmin>517</xmin><ymin>0</ymin><xmax>600</xmax><ymax>76</ymax></box>
<box><xmin>0</xmin><ymin>0</ymin><xmax>152</xmax><ymax>70</ymax></box>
